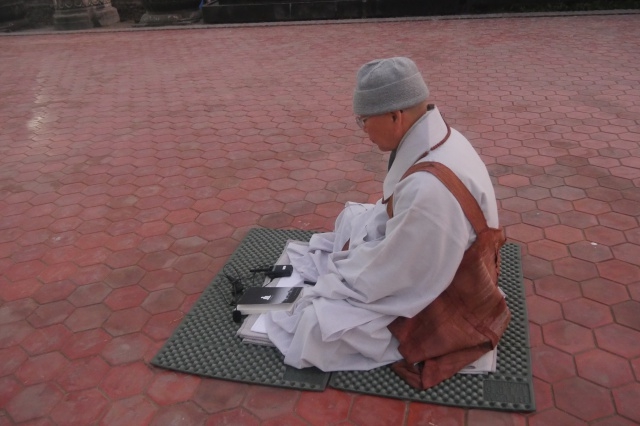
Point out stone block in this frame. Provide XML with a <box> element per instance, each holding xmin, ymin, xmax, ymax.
<box><xmin>53</xmin><ymin>0</ymin><xmax>120</xmax><ymax>30</ymax></box>
<box><xmin>138</xmin><ymin>7</ymin><xmax>201</xmax><ymax>24</ymax></box>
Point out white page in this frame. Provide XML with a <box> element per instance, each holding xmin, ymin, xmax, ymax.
<box><xmin>459</xmin><ymin>347</ymin><xmax>497</xmax><ymax>374</ymax></box>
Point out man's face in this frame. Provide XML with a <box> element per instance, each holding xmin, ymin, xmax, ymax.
<box><xmin>360</xmin><ymin>112</ymin><xmax>402</xmax><ymax>152</ymax></box>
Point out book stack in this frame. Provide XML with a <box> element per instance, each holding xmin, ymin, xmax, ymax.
<box><xmin>236</xmin><ymin>286</ymin><xmax>302</xmax><ymax>315</ymax></box>
<box><xmin>236</xmin><ymin>247</ymin><xmax>305</xmax><ymax>346</ymax></box>
<box><xmin>236</xmin><ymin>283</ymin><xmax>303</xmax><ymax>347</ymax></box>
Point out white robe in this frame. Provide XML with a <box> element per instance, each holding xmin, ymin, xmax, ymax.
<box><xmin>264</xmin><ymin>107</ymin><xmax>499</xmax><ymax>371</ymax></box>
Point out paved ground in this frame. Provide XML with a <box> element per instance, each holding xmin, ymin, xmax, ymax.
<box><xmin>1</xmin><ymin>12</ymin><xmax>639</xmax><ymax>426</ymax></box>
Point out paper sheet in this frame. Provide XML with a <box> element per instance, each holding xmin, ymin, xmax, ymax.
<box><xmin>459</xmin><ymin>347</ymin><xmax>497</xmax><ymax>374</ymax></box>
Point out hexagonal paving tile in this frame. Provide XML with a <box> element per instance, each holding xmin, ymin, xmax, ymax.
<box><xmin>147</xmin><ymin>372</ymin><xmax>201</xmax><ymax>406</ymax></box>
<box><xmin>4</xmin><ymin>383</ymin><xmax>64</xmax><ymax>423</ymax></box>
<box><xmin>534</xmin><ymin>275</ymin><xmax>581</xmax><ymax>302</ymax></box>
<box><xmin>554</xmin><ymin>377</ymin><xmax>614</xmax><ymax>422</ymax></box>
<box><xmin>242</xmin><ymin>386</ymin><xmax>299</xmax><ymax>420</ymax></box>
<box><xmin>612</xmin><ymin>383</ymin><xmax>640</xmax><ymax>424</ymax></box>
<box><xmin>544</xmin><ymin>224</ymin><xmax>584</xmax><ymax>244</ymax></box>
<box><xmin>612</xmin><ymin>300</ymin><xmax>640</xmax><ymax>331</ymax></box>
<box><xmin>100</xmin><ymin>362</ymin><xmax>154</xmax><ymax>400</ymax></box>
<box><xmin>595</xmin><ymin>324</ymin><xmax>640</xmax><ymax>358</ymax></box>
<box><xmin>597</xmin><ymin>260</ymin><xmax>640</xmax><ymax>284</ymax></box>
<box><xmin>581</xmin><ymin>277</ymin><xmax>630</xmax><ymax>305</ymax></box>
<box><xmin>542</xmin><ymin>320</ymin><xmax>595</xmax><ymax>354</ymax></box>
<box><xmin>193</xmin><ymin>379</ymin><xmax>249</xmax><ymax>414</ymax></box>
<box><xmin>531</xmin><ymin>345</ymin><xmax>576</xmax><ymax>383</ymax></box>
<box><xmin>51</xmin><ymin>389</ymin><xmax>109</xmax><ymax>426</ymax></box>
<box><xmin>576</xmin><ymin>349</ymin><xmax>634</xmax><ymax>388</ymax></box>
<box><xmin>553</xmin><ymin>257</ymin><xmax>599</xmax><ymax>282</ymax></box>
<box><xmin>348</xmin><ymin>394</ymin><xmax>407</xmax><ymax>426</ymax></box>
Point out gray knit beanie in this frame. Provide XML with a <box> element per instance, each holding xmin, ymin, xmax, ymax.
<box><xmin>353</xmin><ymin>57</ymin><xmax>429</xmax><ymax>116</ymax></box>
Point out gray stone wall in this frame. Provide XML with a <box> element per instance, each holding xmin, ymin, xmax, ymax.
<box><xmin>111</xmin><ymin>0</ymin><xmax>143</xmax><ymax>21</ymax></box>
<box><xmin>21</xmin><ymin>0</ymin><xmax>146</xmax><ymax>26</ymax></box>
<box><xmin>24</xmin><ymin>0</ymin><xmax>54</xmax><ymax>26</ymax></box>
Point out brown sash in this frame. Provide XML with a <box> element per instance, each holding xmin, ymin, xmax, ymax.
<box><xmin>382</xmin><ymin>122</ymin><xmax>451</xmax><ymax>210</ymax></box>
<box><xmin>386</xmin><ymin>162</ymin><xmax>510</xmax><ymax>389</ymax></box>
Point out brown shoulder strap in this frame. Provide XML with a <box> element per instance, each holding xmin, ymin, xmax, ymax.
<box><xmin>384</xmin><ymin>196</ymin><xmax>394</xmax><ymax>218</ymax></box>
<box><xmin>392</xmin><ymin>162</ymin><xmax>489</xmax><ymax>234</ymax></box>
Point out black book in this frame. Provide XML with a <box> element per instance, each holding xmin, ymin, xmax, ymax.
<box><xmin>236</xmin><ymin>286</ymin><xmax>303</xmax><ymax>315</ymax></box>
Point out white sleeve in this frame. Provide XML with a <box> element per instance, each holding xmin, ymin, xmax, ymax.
<box><xmin>312</xmin><ymin>172</ymin><xmax>474</xmax><ymax>318</ymax></box>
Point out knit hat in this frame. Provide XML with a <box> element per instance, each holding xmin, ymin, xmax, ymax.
<box><xmin>353</xmin><ymin>57</ymin><xmax>429</xmax><ymax>116</ymax></box>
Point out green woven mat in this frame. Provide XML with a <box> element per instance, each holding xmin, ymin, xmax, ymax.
<box><xmin>151</xmin><ymin>228</ymin><xmax>328</xmax><ymax>391</ymax></box>
<box><xmin>152</xmin><ymin>228</ymin><xmax>535</xmax><ymax>411</ymax></box>
<box><xmin>329</xmin><ymin>242</ymin><xmax>535</xmax><ymax>411</ymax></box>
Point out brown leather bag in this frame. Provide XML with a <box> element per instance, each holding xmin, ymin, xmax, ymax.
<box><xmin>385</xmin><ymin>161</ymin><xmax>511</xmax><ymax>389</ymax></box>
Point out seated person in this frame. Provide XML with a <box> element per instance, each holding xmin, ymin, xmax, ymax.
<box><xmin>264</xmin><ymin>57</ymin><xmax>509</xmax><ymax>388</ymax></box>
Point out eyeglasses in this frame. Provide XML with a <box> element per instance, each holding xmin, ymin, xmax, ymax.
<box><xmin>355</xmin><ymin>111</ymin><xmax>402</xmax><ymax>129</ymax></box>
<box><xmin>355</xmin><ymin>115</ymin><xmax>370</xmax><ymax>129</ymax></box>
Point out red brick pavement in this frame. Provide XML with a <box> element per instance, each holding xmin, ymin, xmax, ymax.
<box><xmin>1</xmin><ymin>13</ymin><xmax>640</xmax><ymax>425</ymax></box>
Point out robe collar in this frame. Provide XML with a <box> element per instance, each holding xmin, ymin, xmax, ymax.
<box><xmin>383</xmin><ymin>106</ymin><xmax>449</xmax><ymax>200</ymax></box>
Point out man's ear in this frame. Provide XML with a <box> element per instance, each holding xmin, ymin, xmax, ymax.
<box><xmin>391</xmin><ymin>110</ymin><xmax>405</xmax><ymax>142</ymax></box>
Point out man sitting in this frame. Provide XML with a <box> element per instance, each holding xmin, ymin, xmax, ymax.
<box><xmin>264</xmin><ymin>57</ymin><xmax>509</xmax><ymax>389</ymax></box>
